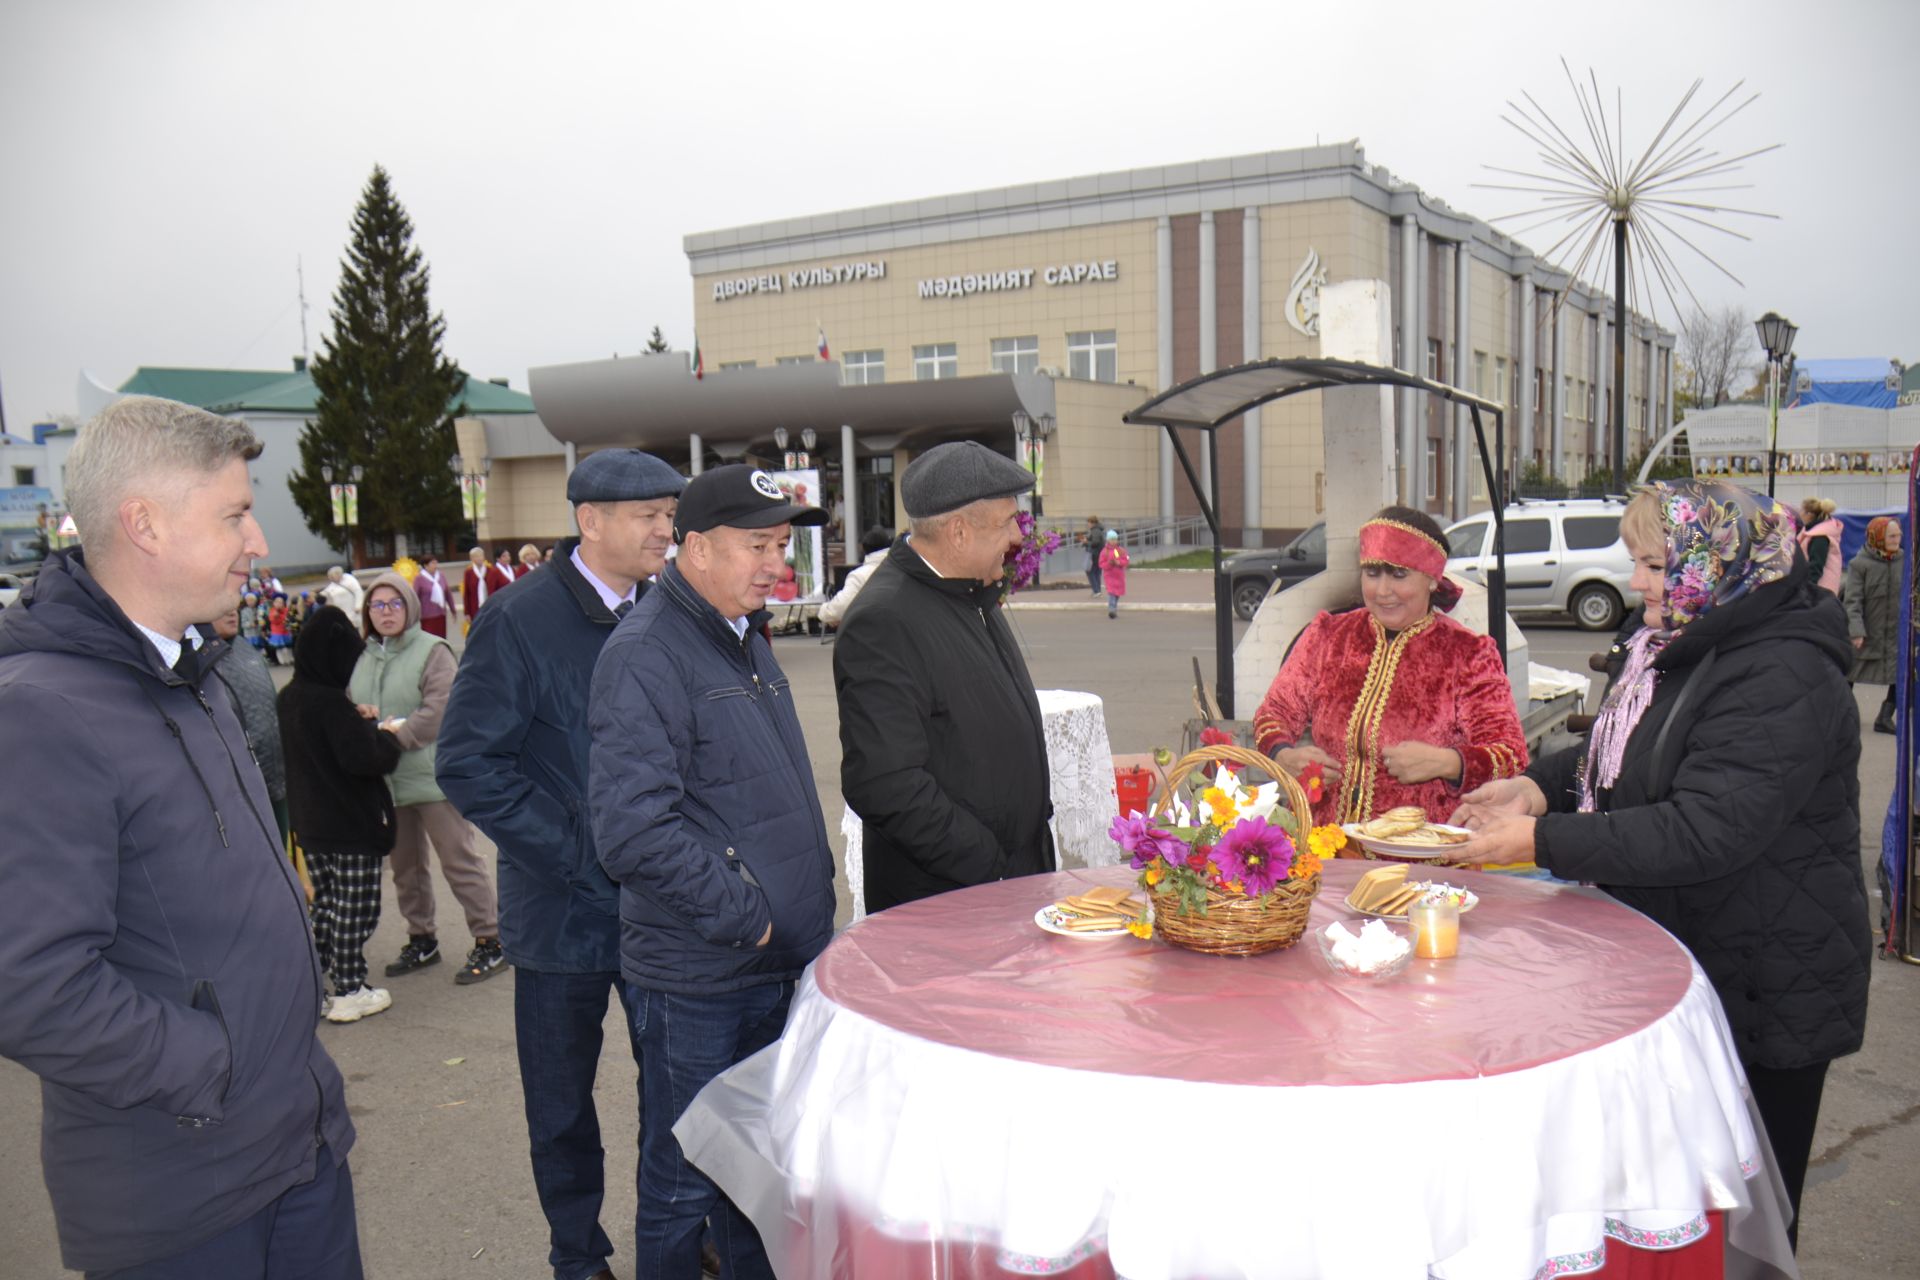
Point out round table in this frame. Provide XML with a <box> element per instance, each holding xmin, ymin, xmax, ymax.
<box><xmin>676</xmin><ymin>861</ymin><xmax>1798</xmax><ymax>1280</ymax></box>
<box><xmin>841</xmin><ymin>688</ymin><xmax>1120</xmax><ymax>920</ymax></box>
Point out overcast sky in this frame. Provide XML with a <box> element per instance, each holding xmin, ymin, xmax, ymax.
<box><xmin>2</xmin><ymin>0</ymin><xmax>1912</xmax><ymax>431</ymax></box>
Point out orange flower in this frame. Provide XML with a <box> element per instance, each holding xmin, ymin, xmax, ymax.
<box><xmin>1145</xmin><ymin>866</ymin><xmax>1165</xmax><ymax>886</ymax></box>
<box><xmin>1307</xmin><ymin>824</ymin><xmax>1347</xmax><ymax>861</ymax></box>
<box><xmin>1289</xmin><ymin>847</ymin><xmax>1323</xmax><ymax>881</ymax></box>
<box><xmin>1125</xmin><ymin>917</ymin><xmax>1154</xmax><ymax>940</ymax></box>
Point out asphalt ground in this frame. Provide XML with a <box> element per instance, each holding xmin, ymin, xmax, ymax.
<box><xmin>2</xmin><ymin>582</ymin><xmax>1914</xmax><ymax>1278</ymax></box>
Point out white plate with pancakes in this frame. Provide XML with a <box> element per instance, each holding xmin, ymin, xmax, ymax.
<box><xmin>1343</xmin><ymin>806</ymin><xmax>1472</xmax><ymax>860</ymax></box>
<box><xmin>1343</xmin><ymin>864</ymin><xmax>1479</xmax><ymax>921</ymax></box>
<box><xmin>1035</xmin><ymin>886</ymin><xmax>1147</xmax><ymax>939</ymax></box>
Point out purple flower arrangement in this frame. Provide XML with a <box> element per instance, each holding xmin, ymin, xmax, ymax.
<box><xmin>1001</xmin><ymin>511</ymin><xmax>1062</xmax><ymax>596</ymax></box>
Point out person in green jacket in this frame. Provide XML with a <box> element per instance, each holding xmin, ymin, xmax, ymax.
<box><xmin>351</xmin><ymin>570</ymin><xmax>507</xmax><ymax>984</ymax></box>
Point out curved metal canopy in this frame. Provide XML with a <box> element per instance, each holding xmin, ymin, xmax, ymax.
<box><xmin>1123</xmin><ymin>356</ymin><xmax>1503</xmax><ymax>430</ymax></box>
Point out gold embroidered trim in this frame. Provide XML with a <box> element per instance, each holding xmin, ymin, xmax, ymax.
<box><xmin>1359</xmin><ymin>518</ymin><xmax>1450</xmax><ymax>558</ymax></box>
<box><xmin>1337</xmin><ymin>613</ymin><xmax>1434</xmax><ymax>822</ymax></box>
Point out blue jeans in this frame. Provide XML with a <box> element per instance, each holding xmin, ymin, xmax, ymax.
<box><xmin>515</xmin><ymin>968</ymin><xmax>644</xmax><ymax>1280</ymax></box>
<box><xmin>629</xmin><ymin>981</ymin><xmax>793</xmax><ymax>1280</ymax></box>
<box><xmin>1086</xmin><ymin>564</ymin><xmax>1101</xmax><ymax>593</ymax></box>
<box><xmin>88</xmin><ymin>1144</ymin><xmax>361</xmax><ymax>1279</ymax></box>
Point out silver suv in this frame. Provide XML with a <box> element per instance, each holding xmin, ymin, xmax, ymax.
<box><xmin>1443</xmin><ymin>499</ymin><xmax>1641</xmax><ymax>631</ymax></box>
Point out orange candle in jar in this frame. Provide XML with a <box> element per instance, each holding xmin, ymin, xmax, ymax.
<box><xmin>1409</xmin><ymin>901</ymin><xmax>1459</xmax><ymax>959</ymax></box>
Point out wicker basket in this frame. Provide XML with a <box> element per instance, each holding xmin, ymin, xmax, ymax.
<box><xmin>1145</xmin><ymin>744</ymin><xmax>1320</xmax><ymax>957</ymax></box>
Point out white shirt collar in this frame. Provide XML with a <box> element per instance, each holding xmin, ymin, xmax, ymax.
<box><xmin>724</xmin><ymin>613</ymin><xmax>749</xmax><ymax>639</ymax></box>
<box><xmin>570</xmin><ymin>546</ymin><xmax>636</xmax><ymax>613</ymax></box>
<box><xmin>133</xmin><ymin>621</ymin><xmax>202</xmax><ymax>669</ymax></box>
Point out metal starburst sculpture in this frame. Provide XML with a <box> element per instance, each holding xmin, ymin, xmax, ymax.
<box><xmin>1476</xmin><ymin>60</ymin><xmax>1778</xmax><ymax>489</ymax></box>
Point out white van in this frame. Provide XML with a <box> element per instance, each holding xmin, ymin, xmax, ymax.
<box><xmin>1444</xmin><ymin>499</ymin><xmax>1641</xmax><ymax>631</ymax></box>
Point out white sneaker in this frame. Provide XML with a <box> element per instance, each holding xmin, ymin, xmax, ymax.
<box><xmin>325</xmin><ymin>986</ymin><xmax>392</xmax><ymax>1024</ymax></box>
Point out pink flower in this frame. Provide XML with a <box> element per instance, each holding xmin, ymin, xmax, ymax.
<box><xmin>1108</xmin><ymin>812</ymin><xmax>1186</xmax><ymax>869</ymax></box>
<box><xmin>1211</xmin><ymin>818</ymin><xmax>1294</xmax><ymax>897</ymax></box>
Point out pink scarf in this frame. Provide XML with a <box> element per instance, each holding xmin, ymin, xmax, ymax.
<box><xmin>1579</xmin><ymin>626</ymin><xmax>1670</xmax><ymax>811</ymax></box>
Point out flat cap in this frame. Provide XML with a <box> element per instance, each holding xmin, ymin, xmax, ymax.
<box><xmin>567</xmin><ymin>448</ymin><xmax>686</xmax><ymax>504</ymax></box>
<box><xmin>900</xmin><ymin>441</ymin><xmax>1035</xmax><ymax>518</ymax></box>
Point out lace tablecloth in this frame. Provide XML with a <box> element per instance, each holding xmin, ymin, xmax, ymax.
<box><xmin>842</xmin><ymin>688</ymin><xmax>1119</xmax><ymax>920</ymax></box>
<box><xmin>677</xmin><ymin>861</ymin><xmax>1799</xmax><ymax>1280</ymax></box>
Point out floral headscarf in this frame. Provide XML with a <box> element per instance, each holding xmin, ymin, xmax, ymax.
<box><xmin>1580</xmin><ymin>480</ymin><xmax>1798</xmax><ymax>807</ymax></box>
<box><xmin>1866</xmin><ymin>516</ymin><xmax>1899</xmax><ymax>560</ymax></box>
<box><xmin>1650</xmin><ymin>480</ymin><xmax>1799</xmax><ymax>631</ymax></box>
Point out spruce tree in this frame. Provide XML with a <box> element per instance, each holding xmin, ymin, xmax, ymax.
<box><xmin>645</xmin><ymin>325</ymin><xmax>671</xmax><ymax>354</ymax></box>
<box><xmin>292</xmin><ymin>165</ymin><xmax>466</xmax><ymax>561</ymax></box>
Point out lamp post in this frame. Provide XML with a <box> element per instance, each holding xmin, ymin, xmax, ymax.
<box><xmin>1754</xmin><ymin>311</ymin><xmax>1798</xmax><ymax>498</ymax></box>
<box><xmin>449</xmin><ymin>452</ymin><xmax>491</xmax><ymax>549</ymax></box>
<box><xmin>321</xmin><ymin>463</ymin><xmax>365</xmax><ymax>562</ymax></box>
<box><xmin>1012</xmin><ymin>410</ymin><xmax>1055</xmax><ymax>517</ymax></box>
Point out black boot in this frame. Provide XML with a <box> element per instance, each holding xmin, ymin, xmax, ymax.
<box><xmin>1874</xmin><ymin>701</ymin><xmax>1896</xmax><ymax>734</ymax></box>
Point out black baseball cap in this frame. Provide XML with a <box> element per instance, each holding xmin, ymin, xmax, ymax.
<box><xmin>673</xmin><ymin>465</ymin><xmax>828</xmax><ymax>542</ymax></box>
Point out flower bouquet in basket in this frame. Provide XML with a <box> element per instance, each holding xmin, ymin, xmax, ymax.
<box><xmin>1108</xmin><ymin>743</ymin><xmax>1348</xmax><ymax>956</ymax></box>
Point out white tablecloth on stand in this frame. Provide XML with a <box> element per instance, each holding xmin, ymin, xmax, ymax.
<box><xmin>842</xmin><ymin>688</ymin><xmax>1119</xmax><ymax>920</ymax></box>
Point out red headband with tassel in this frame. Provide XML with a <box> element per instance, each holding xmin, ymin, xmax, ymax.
<box><xmin>1358</xmin><ymin>518</ymin><xmax>1461</xmax><ymax>611</ymax></box>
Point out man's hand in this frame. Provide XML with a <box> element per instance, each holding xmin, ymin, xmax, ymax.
<box><xmin>1853</xmin><ymin>636</ymin><xmax>1867</xmax><ymax>651</ymax></box>
<box><xmin>1382</xmin><ymin>740</ymin><xmax>1461</xmax><ymax>785</ymax></box>
<box><xmin>757</xmin><ymin>922</ymin><xmax>773</xmax><ymax>947</ymax></box>
<box><xmin>354</xmin><ymin>702</ymin><xmax>380</xmax><ymax>721</ymax></box>
<box><xmin>1446</xmin><ymin>814</ymin><xmax>1538</xmax><ymax>869</ymax></box>
<box><xmin>1275</xmin><ymin>745</ymin><xmax>1342</xmax><ymax>779</ymax></box>
<box><xmin>1448</xmin><ymin>776</ymin><xmax>1548</xmax><ymax>828</ymax></box>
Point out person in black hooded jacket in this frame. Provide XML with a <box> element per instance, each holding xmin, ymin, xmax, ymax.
<box><xmin>835</xmin><ymin>441</ymin><xmax>1054</xmax><ymax>913</ymax></box>
<box><xmin>279</xmin><ymin>604</ymin><xmax>402</xmax><ymax>1023</ymax></box>
<box><xmin>1453</xmin><ymin>480</ymin><xmax>1870</xmax><ymax>1252</ymax></box>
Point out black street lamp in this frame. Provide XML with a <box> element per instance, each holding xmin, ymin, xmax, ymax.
<box><xmin>1755</xmin><ymin>311</ymin><xmax>1798</xmax><ymax>497</ymax></box>
<box><xmin>449</xmin><ymin>453</ymin><xmax>490</xmax><ymax>548</ymax></box>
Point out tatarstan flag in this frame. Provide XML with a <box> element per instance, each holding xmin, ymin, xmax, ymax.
<box><xmin>692</xmin><ymin>336</ymin><xmax>703</xmax><ymax>380</ymax></box>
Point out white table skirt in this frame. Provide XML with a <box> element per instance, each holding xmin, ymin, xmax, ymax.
<box><xmin>841</xmin><ymin>688</ymin><xmax>1119</xmax><ymax>920</ymax></box>
<box><xmin>678</xmin><ymin>962</ymin><xmax>1798</xmax><ymax>1280</ymax></box>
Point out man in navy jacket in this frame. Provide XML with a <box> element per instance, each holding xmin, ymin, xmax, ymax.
<box><xmin>0</xmin><ymin>397</ymin><xmax>358</xmax><ymax>1277</ymax></box>
<box><xmin>438</xmin><ymin>448</ymin><xmax>683</xmax><ymax>1280</ymax></box>
<box><xmin>589</xmin><ymin>465</ymin><xmax>836</xmax><ymax>1280</ymax></box>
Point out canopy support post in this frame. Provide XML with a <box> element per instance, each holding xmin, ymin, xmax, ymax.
<box><xmin>1468</xmin><ymin>404</ymin><xmax>1508</xmax><ymax>670</ymax></box>
<box><xmin>1162</xmin><ymin>424</ymin><xmax>1233</xmax><ymax>718</ymax></box>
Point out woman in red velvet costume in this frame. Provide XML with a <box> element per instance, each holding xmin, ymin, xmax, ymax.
<box><xmin>1253</xmin><ymin>506</ymin><xmax>1527</xmax><ymax>827</ymax></box>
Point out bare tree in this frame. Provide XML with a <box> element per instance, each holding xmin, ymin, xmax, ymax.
<box><xmin>1677</xmin><ymin>305</ymin><xmax>1757</xmax><ymax>409</ymax></box>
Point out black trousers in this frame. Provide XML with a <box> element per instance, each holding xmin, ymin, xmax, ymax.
<box><xmin>1746</xmin><ymin>1058</ymin><xmax>1831</xmax><ymax>1252</ymax></box>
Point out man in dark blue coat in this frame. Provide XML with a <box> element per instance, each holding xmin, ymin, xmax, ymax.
<box><xmin>589</xmin><ymin>465</ymin><xmax>836</xmax><ymax>1280</ymax></box>
<box><xmin>0</xmin><ymin>397</ymin><xmax>358</xmax><ymax>1277</ymax></box>
<box><xmin>438</xmin><ymin>448</ymin><xmax>684</xmax><ymax>1280</ymax></box>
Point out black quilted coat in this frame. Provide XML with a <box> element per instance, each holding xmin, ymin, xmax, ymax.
<box><xmin>1529</xmin><ymin>568</ymin><xmax>1871</xmax><ymax>1071</ymax></box>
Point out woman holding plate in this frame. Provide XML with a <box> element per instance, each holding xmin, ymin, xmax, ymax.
<box><xmin>1251</xmin><ymin>506</ymin><xmax>1528</xmax><ymax>829</ymax></box>
<box><xmin>1450</xmin><ymin>480</ymin><xmax>1870</xmax><ymax>1251</ymax></box>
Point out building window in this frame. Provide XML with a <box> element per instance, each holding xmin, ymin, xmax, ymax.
<box><xmin>843</xmin><ymin>349</ymin><xmax>885</xmax><ymax>385</ymax></box>
<box><xmin>1495</xmin><ymin>356</ymin><xmax>1510</xmax><ymax>408</ymax></box>
<box><xmin>1534</xmin><ymin>368</ymin><xmax>1545</xmax><ymax>415</ymax></box>
<box><xmin>1424</xmin><ymin>439</ymin><xmax>1440</xmax><ymax>502</ymax></box>
<box><xmin>914</xmin><ymin>343</ymin><xmax>958</xmax><ymax>381</ymax></box>
<box><xmin>1474</xmin><ymin>351</ymin><xmax>1489</xmax><ymax>398</ymax></box>
<box><xmin>1067</xmin><ymin>330</ymin><xmax>1117</xmax><ymax>382</ymax></box>
<box><xmin>990</xmin><ymin>336</ymin><xmax>1040</xmax><ymax>375</ymax></box>
<box><xmin>719</xmin><ymin>360</ymin><xmax>756</xmax><ymax>371</ymax></box>
<box><xmin>775</xmin><ymin>355</ymin><xmax>812</xmax><ymax>366</ymax></box>
<box><xmin>11</xmin><ymin>466</ymin><xmax>34</xmax><ymax>486</ymax></box>
<box><xmin>1425</xmin><ymin>338</ymin><xmax>1442</xmax><ymax>381</ymax></box>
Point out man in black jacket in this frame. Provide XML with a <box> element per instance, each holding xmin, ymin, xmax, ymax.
<box><xmin>0</xmin><ymin>396</ymin><xmax>360</xmax><ymax>1276</ymax></box>
<box><xmin>835</xmin><ymin>440</ymin><xmax>1055</xmax><ymax>912</ymax></box>
<box><xmin>438</xmin><ymin>448</ymin><xmax>684</xmax><ymax>1280</ymax></box>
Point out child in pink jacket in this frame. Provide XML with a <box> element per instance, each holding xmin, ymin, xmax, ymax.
<box><xmin>1098</xmin><ymin>529</ymin><xmax>1130</xmax><ymax>619</ymax></box>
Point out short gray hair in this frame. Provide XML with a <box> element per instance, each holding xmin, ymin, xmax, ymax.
<box><xmin>66</xmin><ymin>396</ymin><xmax>262</xmax><ymax>547</ymax></box>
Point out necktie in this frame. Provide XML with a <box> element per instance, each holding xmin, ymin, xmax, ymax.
<box><xmin>613</xmin><ymin>600</ymin><xmax>633</xmax><ymax>620</ymax></box>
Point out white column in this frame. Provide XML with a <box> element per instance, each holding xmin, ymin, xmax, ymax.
<box><xmin>1242</xmin><ymin>207</ymin><xmax>1262</xmax><ymax>545</ymax></box>
<box><xmin>1517</xmin><ymin>277</ymin><xmax>1536</xmax><ymax>471</ymax></box>
<box><xmin>1551</xmin><ymin>301</ymin><xmax>1566</xmax><ymax>478</ymax></box>
<box><xmin>1593</xmin><ymin>304</ymin><xmax>1607</xmax><ymax>479</ymax></box>
<box><xmin>689</xmin><ymin>432</ymin><xmax>703</xmax><ymax>476</ymax></box>
<box><xmin>1156</xmin><ymin>215</ymin><xmax>1175</xmax><ymax>543</ymax></box>
<box><xmin>1664</xmin><ymin>345</ymin><xmax>1675</xmax><ymax>433</ymax></box>
<box><xmin>1197</xmin><ymin>211</ymin><xmax>1216</xmax><ymax>502</ymax></box>
<box><xmin>1398</xmin><ymin>216</ymin><xmax>1421</xmax><ymax>506</ymax></box>
<box><xmin>1452</xmin><ymin>241</ymin><xmax>1472</xmax><ymax>517</ymax></box>
<box><xmin>841</xmin><ymin>424</ymin><xmax>859</xmax><ymax>565</ymax></box>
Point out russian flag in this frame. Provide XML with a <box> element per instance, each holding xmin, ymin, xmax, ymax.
<box><xmin>817</xmin><ymin>326</ymin><xmax>830</xmax><ymax>361</ymax></box>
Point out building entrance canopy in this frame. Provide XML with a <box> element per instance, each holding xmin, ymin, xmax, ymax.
<box><xmin>1125</xmin><ymin>357</ymin><xmax>1510</xmax><ymax>718</ymax></box>
<box><xmin>529</xmin><ymin>355</ymin><xmax>1055</xmax><ymax>454</ymax></box>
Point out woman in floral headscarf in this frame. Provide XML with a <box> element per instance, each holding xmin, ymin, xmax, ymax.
<box><xmin>1844</xmin><ymin>515</ymin><xmax>1903</xmax><ymax>733</ymax></box>
<box><xmin>1452</xmin><ymin>480</ymin><xmax>1870</xmax><ymax>1252</ymax></box>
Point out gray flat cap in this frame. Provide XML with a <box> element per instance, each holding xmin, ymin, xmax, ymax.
<box><xmin>900</xmin><ymin>441</ymin><xmax>1035</xmax><ymax>518</ymax></box>
<box><xmin>567</xmin><ymin>448</ymin><xmax>686</xmax><ymax>504</ymax></box>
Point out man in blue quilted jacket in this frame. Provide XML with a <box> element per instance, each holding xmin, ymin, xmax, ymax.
<box><xmin>588</xmin><ymin>464</ymin><xmax>835</xmax><ymax>1280</ymax></box>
